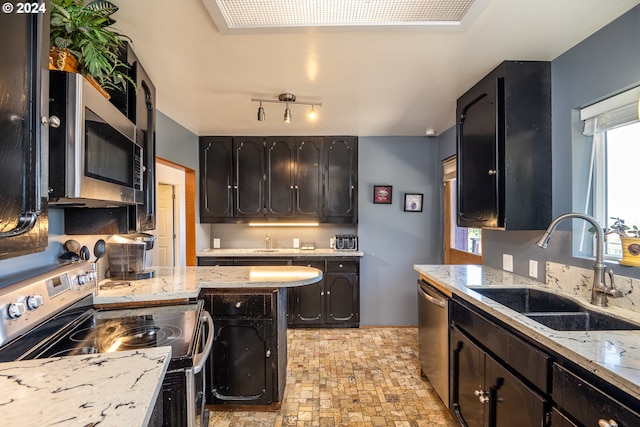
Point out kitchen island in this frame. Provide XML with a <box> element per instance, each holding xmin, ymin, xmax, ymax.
<box><xmin>415</xmin><ymin>263</ymin><xmax>640</xmax><ymax>426</ymax></box>
<box><xmin>1</xmin><ymin>265</ymin><xmax>322</xmax><ymax>426</ymax></box>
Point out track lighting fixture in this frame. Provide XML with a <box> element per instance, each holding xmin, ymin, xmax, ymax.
<box><xmin>251</xmin><ymin>93</ymin><xmax>321</xmax><ymax>123</ymax></box>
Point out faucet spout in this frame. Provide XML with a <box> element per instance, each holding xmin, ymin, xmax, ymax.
<box><xmin>535</xmin><ymin>213</ymin><xmax>619</xmax><ymax>307</ymax></box>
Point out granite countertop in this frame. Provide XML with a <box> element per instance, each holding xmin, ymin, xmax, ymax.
<box><xmin>197</xmin><ymin>248</ymin><xmax>364</xmax><ymax>257</ymax></box>
<box><xmin>0</xmin><ymin>347</ymin><xmax>171</xmax><ymax>427</ymax></box>
<box><xmin>94</xmin><ymin>265</ymin><xmax>323</xmax><ymax>305</ymax></box>
<box><xmin>414</xmin><ymin>264</ymin><xmax>640</xmax><ymax>400</ymax></box>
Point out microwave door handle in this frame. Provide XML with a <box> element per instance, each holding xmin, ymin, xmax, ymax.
<box><xmin>192</xmin><ymin>311</ymin><xmax>214</xmax><ymax>375</ymax></box>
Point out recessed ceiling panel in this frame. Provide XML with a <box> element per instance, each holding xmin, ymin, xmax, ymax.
<box><xmin>204</xmin><ymin>0</ymin><xmax>488</xmax><ymax>32</ymax></box>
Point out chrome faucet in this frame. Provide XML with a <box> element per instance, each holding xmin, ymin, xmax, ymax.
<box><xmin>535</xmin><ymin>213</ymin><xmax>622</xmax><ymax>307</ymax></box>
<box><xmin>265</xmin><ymin>233</ymin><xmax>272</xmax><ymax>249</ymax></box>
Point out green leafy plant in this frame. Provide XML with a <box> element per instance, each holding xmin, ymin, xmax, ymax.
<box><xmin>605</xmin><ymin>217</ymin><xmax>640</xmax><ymax>238</ymax></box>
<box><xmin>50</xmin><ymin>0</ymin><xmax>135</xmax><ymax>93</ymax></box>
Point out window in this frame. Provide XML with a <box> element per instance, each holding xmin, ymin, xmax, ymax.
<box><xmin>581</xmin><ymin>87</ymin><xmax>640</xmax><ymax>258</ymax></box>
<box><xmin>443</xmin><ymin>156</ymin><xmax>482</xmax><ymax>264</ymax></box>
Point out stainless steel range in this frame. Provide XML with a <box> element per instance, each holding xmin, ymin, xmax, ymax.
<box><xmin>0</xmin><ymin>261</ymin><xmax>212</xmax><ymax>427</ymax></box>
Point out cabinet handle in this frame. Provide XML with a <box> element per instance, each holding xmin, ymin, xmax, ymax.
<box><xmin>235</xmin><ymin>301</ymin><xmax>242</xmax><ymax>308</ymax></box>
<box><xmin>339</xmin><ymin>263</ymin><xmax>344</xmax><ymax>268</ymax></box>
<box><xmin>227</xmin><ymin>185</ymin><xmax>232</xmax><ymax>189</ymax></box>
<box><xmin>321</xmin><ymin>291</ymin><xmax>324</xmax><ymax>296</ymax></box>
<box><xmin>474</xmin><ymin>389</ymin><xmax>489</xmax><ymax>403</ymax></box>
<box><xmin>598</xmin><ymin>420</ymin><xmax>619</xmax><ymax>427</ymax></box>
<box><xmin>488</xmin><ymin>169</ymin><xmax>497</xmax><ymax>175</ymax></box>
<box><xmin>266</xmin><ymin>349</ymin><xmax>272</xmax><ymax>358</ymax></box>
<box><xmin>326</xmin><ymin>290</ymin><xmax>331</xmax><ymax>295</ymax></box>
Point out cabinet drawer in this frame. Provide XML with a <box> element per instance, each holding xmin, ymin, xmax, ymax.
<box><xmin>553</xmin><ymin>363</ymin><xmax>640</xmax><ymax>427</ymax></box>
<box><xmin>293</xmin><ymin>259</ymin><xmax>325</xmax><ymax>270</ymax></box>
<box><xmin>326</xmin><ymin>260</ymin><xmax>358</xmax><ymax>273</ymax></box>
<box><xmin>198</xmin><ymin>257</ymin><xmax>234</xmax><ymax>266</ymax></box>
<box><xmin>212</xmin><ymin>293</ymin><xmax>272</xmax><ymax>317</ymax></box>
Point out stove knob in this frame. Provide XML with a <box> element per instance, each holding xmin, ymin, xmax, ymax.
<box><xmin>26</xmin><ymin>295</ymin><xmax>44</xmax><ymax>310</ymax></box>
<box><xmin>8</xmin><ymin>302</ymin><xmax>27</xmax><ymax>319</ymax></box>
<box><xmin>78</xmin><ymin>274</ymin><xmax>87</xmax><ymax>285</ymax></box>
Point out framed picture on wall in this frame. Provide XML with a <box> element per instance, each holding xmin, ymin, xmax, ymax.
<box><xmin>373</xmin><ymin>185</ymin><xmax>392</xmax><ymax>204</ymax></box>
<box><xmin>404</xmin><ymin>193</ymin><xmax>423</xmax><ymax>212</ymax></box>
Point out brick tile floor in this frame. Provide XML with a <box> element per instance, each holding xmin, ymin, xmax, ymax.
<box><xmin>206</xmin><ymin>328</ymin><xmax>457</xmax><ymax>427</ymax></box>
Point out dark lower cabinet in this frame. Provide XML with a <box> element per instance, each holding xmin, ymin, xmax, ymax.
<box><xmin>288</xmin><ymin>258</ymin><xmax>359</xmax><ymax>328</ymax></box>
<box><xmin>552</xmin><ymin>363</ymin><xmax>640</xmax><ymax>427</ymax></box>
<box><xmin>450</xmin><ymin>326</ymin><xmax>548</xmax><ymax>427</ymax></box>
<box><xmin>200</xmin><ymin>289</ymin><xmax>286</xmax><ymax>406</ymax></box>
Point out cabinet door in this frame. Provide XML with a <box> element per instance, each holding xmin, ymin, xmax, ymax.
<box><xmin>130</xmin><ymin>52</ymin><xmax>156</xmax><ymax>231</ymax></box>
<box><xmin>324</xmin><ymin>137</ymin><xmax>357</xmax><ymax>222</ymax></box>
<box><xmin>450</xmin><ymin>327</ymin><xmax>485</xmax><ymax>427</ymax></box>
<box><xmin>457</xmin><ymin>78</ymin><xmax>500</xmax><ymax>228</ymax></box>
<box><xmin>235</xmin><ymin>137</ymin><xmax>265</xmax><ymax>217</ymax></box>
<box><xmin>209</xmin><ymin>320</ymin><xmax>274</xmax><ymax>405</ymax></box>
<box><xmin>290</xmin><ymin>260</ymin><xmax>325</xmax><ymax>326</ymax></box>
<box><xmin>294</xmin><ymin>137</ymin><xmax>323</xmax><ymax>217</ymax></box>
<box><xmin>265</xmin><ymin>137</ymin><xmax>294</xmax><ymax>217</ymax></box>
<box><xmin>199</xmin><ymin>137</ymin><xmax>233</xmax><ymax>221</ymax></box>
<box><xmin>485</xmin><ymin>354</ymin><xmax>547</xmax><ymax>427</ymax></box>
<box><xmin>0</xmin><ymin>11</ymin><xmax>48</xmax><ymax>259</ymax></box>
<box><xmin>325</xmin><ymin>273</ymin><xmax>358</xmax><ymax>325</ymax></box>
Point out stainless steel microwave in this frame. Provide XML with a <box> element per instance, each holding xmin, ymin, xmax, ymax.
<box><xmin>48</xmin><ymin>71</ymin><xmax>143</xmax><ymax>207</ymax></box>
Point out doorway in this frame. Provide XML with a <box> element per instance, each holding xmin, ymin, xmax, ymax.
<box><xmin>155</xmin><ymin>183</ymin><xmax>176</xmax><ymax>266</ymax></box>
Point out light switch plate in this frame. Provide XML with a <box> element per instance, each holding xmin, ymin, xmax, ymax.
<box><xmin>293</xmin><ymin>238</ymin><xmax>300</xmax><ymax>249</ymax></box>
<box><xmin>213</xmin><ymin>238</ymin><xmax>220</xmax><ymax>249</ymax></box>
<box><xmin>529</xmin><ymin>260</ymin><xmax>538</xmax><ymax>278</ymax></box>
<box><xmin>503</xmin><ymin>254</ymin><xmax>513</xmax><ymax>272</ymax></box>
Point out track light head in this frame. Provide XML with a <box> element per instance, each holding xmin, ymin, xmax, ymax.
<box><xmin>284</xmin><ymin>104</ymin><xmax>292</xmax><ymax>123</ymax></box>
<box><xmin>257</xmin><ymin>102</ymin><xmax>265</xmax><ymax>121</ymax></box>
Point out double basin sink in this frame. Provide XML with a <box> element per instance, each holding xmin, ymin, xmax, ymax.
<box><xmin>471</xmin><ymin>287</ymin><xmax>640</xmax><ymax>331</ymax></box>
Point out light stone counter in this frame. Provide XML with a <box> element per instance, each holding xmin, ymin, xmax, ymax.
<box><xmin>197</xmin><ymin>248</ymin><xmax>363</xmax><ymax>257</ymax></box>
<box><xmin>414</xmin><ymin>263</ymin><xmax>640</xmax><ymax>400</ymax></box>
<box><xmin>0</xmin><ymin>347</ymin><xmax>171</xmax><ymax>427</ymax></box>
<box><xmin>94</xmin><ymin>265</ymin><xmax>323</xmax><ymax>305</ymax></box>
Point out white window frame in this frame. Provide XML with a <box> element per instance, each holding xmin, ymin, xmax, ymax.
<box><xmin>580</xmin><ymin>86</ymin><xmax>640</xmax><ymax>259</ymax></box>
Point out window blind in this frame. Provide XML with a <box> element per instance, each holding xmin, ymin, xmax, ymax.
<box><xmin>581</xmin><ymin>86</ymin><xmax>640</xmax><ymax>136</ymax></box>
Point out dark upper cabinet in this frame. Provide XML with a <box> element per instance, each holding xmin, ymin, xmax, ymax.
<box><xmin>198</xmin><ymin>136</ymin><xmax>358</xmax><ymax>223</ymax></box>
<box><xmin>235</xmin><ymin>137</ymin><xmax>265</xmax><ymax>217</ymax></box>
<box><xmin>324</xmin><ymin>137</ymin><xmax>358</xmax><ymax>222</ymax></box>
<box><xmin>294</xmin><ymin>137</ymin><xmax>323</xmax><ymax>217</ymax></box>
<box><xmin>127</xmin><ymin>44</ymin><xmax>156</xmax><ymax>232</ymax></box>
<box><xmin>266</xmin><ymin>137</ymin><xmax>295</xmax><ymax>217</ymax></box>
<box><xmin>0</xmin><ymin>11</ymin><xmax>49</xmax><ymax>259</ymax></box>
<box><xmin>456</xmin><ymin>61</ymin><xmax>551</xmax><ymax>230</ymax></box>
<box><xmin>200</xmin><ymin>137</ymin><xmax>233</xmax><ymax>221</ymax></box>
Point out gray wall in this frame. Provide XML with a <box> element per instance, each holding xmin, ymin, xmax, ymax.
<box><xmin>358</xmin><ymin>136</ymin><xmax>440</xmax><ymax>325</ymax></box>
<box><xmin>446</xmin><ymin>5</ymin><xmax>640</xmax><ymax>280</ymax></box>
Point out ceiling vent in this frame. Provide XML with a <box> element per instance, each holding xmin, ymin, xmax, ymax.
<box><xmin>202</xmin><ymin>0</ymin><xmax>490</xmax><ymax>33</ymax></box>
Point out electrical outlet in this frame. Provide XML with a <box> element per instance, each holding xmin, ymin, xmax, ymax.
<box><xmin>293</xmin><ymin>238</ymin><xmax>300</xmax><ymax>249</ymax></box>
<box><xmin>213</xmin><ymin>238</ymin><xmax>220</xmax><ymax>249</ymax></box>
<box><xmin>330</xmin><ymin>237</ymin><xmax>336</xmax><ymax>249</ymax></box>
<box><xmin>503</xmin><ymin>254</ymin><xmax>513</xmax><ymax>272</ymax></box>
<box><xmin>529</xmin><ymin>260</ymin><xmax>538</xmax><ymax>278</ymax></box>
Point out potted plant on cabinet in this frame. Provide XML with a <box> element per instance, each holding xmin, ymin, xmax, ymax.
<box><xmin>604</xmin><ymin>217</ymin><xmax>640</xmax><ymax>266</ymax></box>
<box><xmin>49</xmin><ymin>0</ymin><xmax>135</xmax><ymax>98</ymax></box>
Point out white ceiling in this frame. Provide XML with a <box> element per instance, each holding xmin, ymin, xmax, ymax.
<box><xmin>113</xmin><ymin>0</ymin><xmax>640</xmax><ymax>137</ymax></box>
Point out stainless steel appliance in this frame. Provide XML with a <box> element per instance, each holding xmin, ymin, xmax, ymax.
<box><xmin>0</xmin><ymin>261</ymin><xmax>212</xmax><ymax>427</ymax></box>
<box><xmin>48</xmin><ymin>70</ymin><xmax>143</xmax><ymax>207</ymax></box>
<box><xmin>333</xmin><ymin>234</ymin><xmax>358</xmax><ymax>251</ymax></box>
<box><xmin>106</xmin><ymin>233</ymin><xmax>156</xmax><ymax>280</ymax></box>
<box><xmin>418</xmin><ymin>278</ymin><xmax>450</xmax><ymax>408</ymax></box>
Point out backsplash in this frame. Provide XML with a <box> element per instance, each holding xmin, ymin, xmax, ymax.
<box><xmin>545</xmin><ymin>262</ymin><xmax>638</xmax><ymax>311</ymax></box>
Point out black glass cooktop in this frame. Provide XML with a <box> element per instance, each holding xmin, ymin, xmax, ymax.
<box><xmin>34</xmin><ymin>301</ymin><xmax>203</xmax><ymax>364</ymax></box>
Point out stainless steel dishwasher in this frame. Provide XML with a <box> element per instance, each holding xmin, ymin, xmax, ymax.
<box><xmin>418</xmin><ymin>278</ymin><xmax>450</xmax><ymax>408</ymax></box>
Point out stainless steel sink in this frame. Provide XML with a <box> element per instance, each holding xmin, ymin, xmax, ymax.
<box><xmin>472</xmin><ymin>287</ymin><xmax>640</xmax><ymax>331</ymax></box>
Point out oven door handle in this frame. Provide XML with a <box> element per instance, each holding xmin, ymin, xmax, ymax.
<box><xmin>192</xmin><ymin>311</ymin><xmax>214</xmax><ymax>375</ymax></box>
